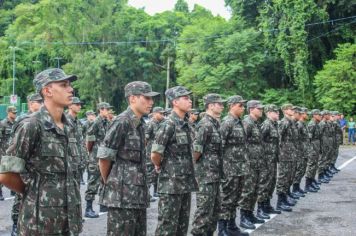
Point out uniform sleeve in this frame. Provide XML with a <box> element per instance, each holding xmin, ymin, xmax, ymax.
<box><xmin>86</xmin><ymin>120</ymin><xmax>97</xmax><ymax>142</ymax></box>
<box><xmin>219</xmin><ymin>120</ymin><xmax>231</xmax><ymax>150</ymax></box>
<box><xmin>193</xmin><ymin>121</ymin><xmax>209</xmax><ymax>153</ymax></box>
<box><xmin>0</xmin><ymin>120</ymin><xmax>38</xmax><ymax>173</ymax></box>
<box><xmin>151</xmin><ymin>121</ymin><xmax>174</xmax><ymax>156</ymax></box>
<box><xmin>145</xmin><ymin>122</ymin><xmax>154</xmax><ymax>140</ymax></box>
<box><xmin>242</xmin><ymin>119</ymin><xmax>252</xmax><ymax>138</ymax></box>
<box><xmin>278</xmin><ymin>120</ymin><xmax>288</xmax><ymax>144</ymax></box>
<box><xmin>97</xmin><ymin>119</ymin><xmax>127</xmax><ymax>162</ymax></box>
<box><xmin>260</xmin><ymin>121</ymin><xmax>270</xmax><ymax>140</ymax></box>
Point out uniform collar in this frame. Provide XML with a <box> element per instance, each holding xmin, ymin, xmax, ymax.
<box><xmin>170</xmin><ymin>110</ymin><xmax>190</xmax><ymax>128</ymax></box>
<box><xmin>126</xmin><ymin>107</ymin><xmax>144</xmax><ymax>128</ymax></box>
<box><xmin>39</xmin><ymin>106</ymin><xmax>70</xmax><ymax>133</ymax></box>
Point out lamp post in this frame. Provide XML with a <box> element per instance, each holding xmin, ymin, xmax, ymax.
<box><xmin>9</xmin><ymin>46</ymin><xmax>20</xmax><ymax>96</ymax></box>
<box><xmin>53</xmin><ymin>57</ymin><xmax>63</xmax><ymax>68</ymax></box>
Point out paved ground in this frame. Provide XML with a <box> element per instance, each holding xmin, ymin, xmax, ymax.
<box><xmin>0</xmin><ymin>146</ymin><xmax>355</xmax><ymax>236</ymax></box>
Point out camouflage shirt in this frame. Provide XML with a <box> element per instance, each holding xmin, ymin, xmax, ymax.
<box><xmin>86</xmin><ymin>115</ymin><xmax>109</xmax><ymax>161</ymax></box>
<box><xmin>193</xmin><ymin>114</ymin><xmax>222</xmax><ymax>184</ymax></box>
<box><xmin>333</xmin><ymin>120</ymin><xmax>343</xmax><ymax>146</ymax></box>
<box><xmin>145</xmin><ymin>118</ymin><xmax>162</xmax><ymax>164</ymax></box>
<box><xmin>308</xmin><ymin>119</ymin><xmax>322</xmax><ymax>154</ymax></box>
<box><xmin>319</xmin><ymin>120</ymin><xmax>333</xmax><ymax>147</ymax></box>
<box><xmin>242</xmin><ymin>115</ymin><xmax>264</xmax><ymax>165</ymax></box>
<box><xmin>151</xmin><ymin>111</ymin><xmax>198</xmax><ymax>194</ymax></box>
<box><xmin>220</xmin><ymin>113</ymin><xmax>247</xmax><ymax>177</ymax></box>
<box><xmin>0</xmin><ymin>106</ymin><xmax>82</xmax><ymax>235</ymax></box>
<box><xmin>261</xmin><ymin>118</ymin><xmax>279</xmax><ymax>162</ymax></box>
<box><xmin>66</xmin><ymin>113</ymin><xmax>88</xmax><ymax>169</ymax></box>
<box><xmin>97</xmin><ymin>107</ymin><xmax>148</xmax><ymax>209</ymax></box>
<box><xmin>278</xmin><ymin>117</ymin><xmax>298</xmax><ymax>162</ymax></box>
<box><xmin>297</xmin><ymin>120</ymin><xmax>310</xmax><ymax>159</ymax></box>
<box><xmin>0</xmin><ymin>117</ymin><xmax>14</xmax><ymax>156</ymax></box>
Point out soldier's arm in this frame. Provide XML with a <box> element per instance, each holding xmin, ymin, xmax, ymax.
<box><xmin>151</xmin><ymin>121</ymin><xmax>174</xmax><ymax>170</ymax></box>
<box><xmin>193</xmin><ymin>122</ymin><xmax>209</xmax><ymax>161</ymax></box>
<box><xmin>97</xmin><ymin>119</ymin><xmax>126</xmax><ymax>183</ymax></box>
<box><xmin>0</xmin><ymin>120</ymin><xmax>38</xmax><ymax>193</ymax></box>
<box><xmin>86</xmin><ymin>120</ymin><xmax>97</xmax><ymax>152</ymax></box>
<box><xmin>219</xmin><ymin>120</ymin><xmax>231</xmax><ymax>151</ymax></box>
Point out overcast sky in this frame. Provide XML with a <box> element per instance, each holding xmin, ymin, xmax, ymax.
<box><xmin>128</xmin><ymin>0</ymin><xmax>231</xmax><ymax>19</ymax></box>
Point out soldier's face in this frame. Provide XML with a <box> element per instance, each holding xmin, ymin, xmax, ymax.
<box><xmin>231</xmin><ymin>103</ymin><xmax>245</xmax><ymax>117</ymax></box>
<box><xmin>211</xmin><ymin>103</ymin><xmax>224</xmax><ymax>116</ymax></box>
<box><xmin>69</xmin><ymin>103</ymin><xmax>81</xmax><ymax>113</ymax></box>
<box><xmin>100</xmin><ymin>108</ymin><xmax>109</xmax><ymax>117</ymax></box>
<box><xmin>174</xmin><ymin>96</ymin><xmax>192</xmax><ymax>113</ymax></box>
<box><xmin>87</xmin><ymin>114</ymin><xmax>96</xmax><ymax>121</ymax></box>
<box><xmin>314</xmin><ymin>114</ymin><xmax>321</xmax><ymax>121</ymax></box>
<box><xmin>189</xmin><ymin>113</ymin><xmax>198</xmax><ymax>122</ymax></box>
<box><xmin>134</xmin><ymin>95</ymin><xmax>154</xmax><ymax>116</ymax></box>
<box><xmin>29</xmin><ymin>101</ymin><xmax>42</xmax><ymax>113</ymax></box>
<box><xmin>268</xmin><ymin>111</ymin><xmax>279</xmax><ymax>121</ymax></box>
<box><xmin>43</xmin><ymin>80</ymin><xmax>74</xmax><ymax>107</ymax></box>
<box><xmin>8</xmin><ymin>111</ymin><xmax>16</xmax><ymax>120</ymax></box>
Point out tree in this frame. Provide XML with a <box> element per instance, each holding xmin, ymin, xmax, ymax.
<box><xmin>174</xmin><ymin>0</ymin><xmax>189</xmax><ymax>13</ymax></box>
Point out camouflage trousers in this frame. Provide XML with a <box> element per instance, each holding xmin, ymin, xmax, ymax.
<box><xmin>239</xmin><ymin>162</ymin><xmax>268</xmax><ymax>210</ymax></box>
<box><xmin>147</xmin><ymin>163</ymin><xmax>158</xmax><ymax>193</ymax></box>
<box><xmin>107</xmin><ymin>207</ymin><xmax>146</xmax><ymax>236</ymax></box>
<box><xmin>318</xmin><ymin>145</ymin><xmax>332</xmax><ymax>174</ymax></box>
<box><xmin>330</xmin><ymin>145</ymin><xmax>340</xmax><ymax>165</ymax></box>
<box><xmin>85</xmin><ymin>162</ymin><xmax>101</xmax><ymax>201</ymax></box>
<box><xmin>11</xmin><ymin>193</ymin><xmax>22</xmax><ymax>224</ymax></box>
<box><xmin>265</xmin><ymin>159</ymin><xmax>278</xmax><ymax>199</ymax></box>
<box><xmin>276</xmin><ymin>161</ymin><xmax>296</xmax><ymax>194</ymax></box>
<box><xmin>191</xmin><ymin>182</ymin><xmax>220</xmax><ymax>235</ymax></box>
<box><xmin>294</xmin><ymin>157</ymin><xmax>308</xmax><ymax>184</ymax></box>
<box><xmin>155</xmin><ymin>193</ymin><xmax>191</xmax><ymax>236</ymax></box>
<box><xmin>305</xmin><ymin>148</ymin><xmax>320</xmax><ymax>179</ymax></box>
<box><xmin>219</xmin><ymin>176</ymin><xmax>244</xmax><ymax>220</ymax></box>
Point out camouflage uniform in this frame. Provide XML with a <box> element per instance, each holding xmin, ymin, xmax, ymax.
<box><xmin>260</xmin><ymin>106</ymin><xmax>279</xmax><ymax>200</ymax></box>
<box><xmin>191</xmin><ymin>94</ymin><xmax>225</xmax><ymax>235</ymax></box>
<box><xmin>97</xmin><ymin>81</ymin><xmax>159</xmax><ymax>236</ymax></box>
<box><xmin>306</xmin><ymin>111</ymin><xmax>322</xmax><ymax>180</ymax></box>
<box><xmin>85</xmin><ymin>105</ymin><xmax>109</xmax><ymax>202</ymax></box>
<box><xmin>294</xmin><ymin>115</ymin><xmax>309</xmax><ymax>185</ymax></box>
<box><xmin>145</xmin><ymin>107</ymin><xmax>165</xmax><ymax>195</ymax></box>
<box><xmin>331</xmin><ymin>112</ymin><xmax>343</xmax><ymax>166</ymax></box>
<box><xmin>0</xmin><ymin>68</ymin><xmax>82</xmax><ymax>235</ymax></box>
<box><xmin>219</xmin><ymin>96</ymin><xmax>248</xmax><ymax>222</ymax></box>
<box><xmin>152</xmin><ymin>87</ymin><xmax>198</xmax><ymax>236</ymax></box>
<box><xmin>318</xmin><ymin>113</ymin><xmax>333</xmax><ymax>175</ymax></box>
<box><xmin>276</xmin><ymin>105</ymin><xmax>298</xmax><ymax>195</ymax></box>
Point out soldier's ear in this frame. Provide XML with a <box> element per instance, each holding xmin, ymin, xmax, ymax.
<box><xmin>42</xmin><ymin>86</ymin><xmax>53</xmax><ymax>98</ymax></box>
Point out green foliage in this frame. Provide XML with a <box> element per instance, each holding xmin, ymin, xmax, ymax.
<box><xmin>314</xmin><ymin>43</ymin><xmax>356</xmax><ymax>114</ymax></box>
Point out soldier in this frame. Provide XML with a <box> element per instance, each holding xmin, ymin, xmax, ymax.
<box><xmin>0</xmin><ymin>106</ymin><xmax>17</xmax><ymax>200</ymax></box>
<box><xmin>330</xmin><ymin>111</ymin><xmax>342</xmax><ymax>172</ymax></box>
<box><xmin>146</xmin><ymin>106</ymin><xmax>165</xmax><ymax>202</ymax></box>
<box><xmin>318</xmin><ymin>111</ymin><xmax>333</xmax><ymax>183</ymax></box>
<box><xmin>0</xmin><ymin>68</ymin><xmax>82</xmax><ymax>235</ymax></box>
<box><xmin>10</xmin><ymin>93</ymin><xmax>43</xmax><ymax>236</ymax></box>
<box><xmin>189</xmin><ymin>109</ymin><xmax>200</xmax><ymax>129</ymax></box>
<box><xmin>107</xmin><ymin>109</ymin><xmax>115</xmax><ymax>123</ymax></box>
<box><xmin>82</xmin><ymin>110</ymin><xmax>96</xmax><ymax>138</ymax></box>
<box><xmin>260</xmin><ymin>104</ymin><xmax>283</xmax><ymax>213</ymax></box>
<box><xmin>218</xmin><ymin>95</ymin><xmax>249</xmax><ymax>236</ymax></box>
<box><xmin>276</xmin><ymin>104</ymin><xmax>298</xmax><ymax>211</ymax></box>
<box><xmin>191</xmin><ymin>93</ymin><xmax>225</xmax><ymax>236</ymax></box>
<box><xmin>239</xmin><ymin>100</ymin><xmax>267</xmax><ymax>230</ymax></box>
<box><xmin>304</xmin><ymin>109</ymin><xmax>322</xmax><ymax>192</ymax></box>
<box><xmin>85</xmin><ymin>102</ymin><xmax>111</xmax><ymax>217</ymax></box>
<box><xmin>151</xmin><ymin>86</ymin><xmax>198</xmax><ymax>236</ymax></box>
<box><xmin>98</xmin><ymin>81</ymin><xmax>159</xmax><ymax>236</ymax></box>
<box><xmin>292</xmin><ymin>107</ymin><xmax>309</xmax><ymax>197</ymax></box>
<box><xmin>66</xmin><ymin>97</ymin><xmax>88</xmax><ymax>185</ymax></box>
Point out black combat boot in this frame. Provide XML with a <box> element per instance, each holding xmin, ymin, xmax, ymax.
<box><xmin>10</xmin><ymin>191</ymin><xmax>16</xmax><ymax>196</ymax></box>
<box><xmin>297</xmin><ymin>183</ymin><xmax>307</xmax><ymax>195</ymax></box>
<box><xmin>240</xmin><ymin>209</ymin><xmax>256</xmax><ymax>230</ymax></box>
<box><xmin>322</xmin><ymin>171</ymin><xmax>331</xmax><ymax>182</ymax></box>
<box><xmin>85</xmin><ymin>200</ymin><xmax>99</xmax><ymax>218</ymax></box>
<box><xmin>285</xmin><ymin>193</ymin><xmax>297</xmax><ymax>206</ymax></box>
<box><xmin>293</xmin><ymin>183</ymin><xmax>305</xmax><ymax>197</ymax></box>
<box><xmin>100</xmin><ymin>204</ymin><xmax>108</xmax><ymax>213</ymax></box>
<box><xmin>311</xmin><ymin>179</ymin><xmax>320</xmax><ymax>190</ymax></box>
<box><xmin>11</xmin><ymin>220</ymin><xmax>18</xmax><ymax>236</ymax></box>
<box><xmin>206</xmin><ymin>230</ymin><xmax>215</xmax><ymax>236</ymax></box>
<box><xmin>276</xmin><ymin>194</ymin><xmax>292</xmax><ymax>212</ymax></box>
<box><xmin>257</xmin><ymin>202</ymin><xmax>270</xmax><ymax>219</ymax></box>
<box><xmin>332</xmin><ymin>164</ymin><xmax>340</xmax><ymax>172</ymax></box>
<box><xmin>227</xmin><ymin>217</ymin><xmax>249</xmax><ymax>236</ymax></box>
<box><xmin>287</xmin><ymin>189</ymin><xmax>299</xmax><ymax>200</ymax></box>
<box><xmin>305</xmin><ymin>178</ymin><xmax>317</xmax><ymax>193</ymax></box>
<box><xmin>265</xmin><ymin>199</ymin><xmax>281</xmax><ymax>214</ymax></box>
<box><xmin>218</xmin><ymin>220</ymin><xmax>229</xmax><ymax>236</ymax></box>
<box><xmin>325</xmin><ymin>168</ymin><xmax>334</xmax><ymax>177</ymax></box>
<box><xmin>0</xmin><ymin>188</ymin><xmax>4</xmax><ymax>201</ymax></box>
<box><xmin>248</xmin><ymin>210</ymin><xmax>265</xmax><ymax>224</ymax></box>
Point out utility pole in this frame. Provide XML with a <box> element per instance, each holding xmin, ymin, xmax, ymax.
<box><xmin>9</xmin><ymin>46</ymin><xmax>19</xmax><ymax>96</ymax></box>
<box><xmin>53</xmin><ymin>57</ymin><xmax>63</xmax><ymax>68</ymax></box>
<box><xmin>165</xmin><ymin>56</ymin><xmax>171</xmax><ymax>109</ymax></box>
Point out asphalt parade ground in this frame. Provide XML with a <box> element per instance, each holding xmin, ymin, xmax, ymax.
<box><xmin>0</xmin><ymin>146</ymin><xmax>355</xmax><ymax>236</ymax></box>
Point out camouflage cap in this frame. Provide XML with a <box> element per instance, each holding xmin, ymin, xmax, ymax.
<box><xmin>330</xmin><ymin>111</ymin><xmax>339</xmax><ymax>116</ymax></box>
<box><xmin>294</xmin><ymin>106</ymin><xmax>303</xmax><ymax>113</ymax></box>
<box><xmin>247</xmin><ymin>100</ymin><xmax>264</xmax><ymax>109</ymax></box>
<box><xmin>7</xmin><ymin>106</ymin><xmax>17</xmax><ymax>113</ymax></box>
<box><xmin>310</xmin><ymin>109</ymin><xmax>321</xmax><ymax>115</ymax></box>
<box><xmin>321</xmin><ymin>110</ymin><xmax>330</xmax><ymax>116</ymax></box>
<box><xmin>152</xmin><ymin>107</ymin><xmax>165</xmax><ymax>113</ymax></box>
<box><xmin>165</xmin><ymin>108</ymin><xmax>172</xmax><ymax>114</ymax></box>
<box><xmin>165</xmin><ymin>86</ymin><xmax>192</xmax><ymax>101</ymax></box>
<box><xmin>85</xmin><ymin>110</ymin><xmax>95</xmax><ymax>116</ymax></box>
<box><xmin>71</xmin><ymin>97</ymin><xmax>83</xmax><ymax>104</ymax></box>
<box><xmin>203</xmin><ymin>93</ymin><xmax>226</xmax><ymax>105</ymax></box>
<box><xmin>108</xmin><ymin>109</ymin><xmax>115</xmax><ymax>115</ymax></box>
<box><xmin>300</xmin><ymin>107</ymin><xmax>309</xmax><ymax>113</ymax></box>
<box><xmin>264</xmin><ymin>104</ymin><xmax>279</xmax><ymax>113</ymax></box>
<box><xmin>226</xmin><ymin>95</ymin><xmax>247</xmax><ymax>105</ymax></box>
<box><xmin>27</xmin><ymin>93</ymin><xmax>43</xmax><ymax>102</ymax></box>
<box><xmin>281</xmin><ymin>103</ymin><xmax>294</xmax><ymax>110</ymax></box>
<box><xmin>33</xmin><ymin>68</ymin><xmax>77</xmax><ymax>93</ymax></box>
<box><xmin>125</xmin><ymin>81</ymin><xmax>159</xmax><ymax>97</ymax></box>
<box><xmin>97</xmin><ymin>102</ymin><xmax>111</xmax><ymax>110</ymax></box>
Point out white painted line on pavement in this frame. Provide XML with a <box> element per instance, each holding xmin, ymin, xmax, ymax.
<box><xmin>337</xmin><ymin>155</ymin><xmax>356</xmax><ymax>170</ymax></box>
<box><xmin>4</xmin><ymin>196</ymin><xmax>15</xmax><ymax>201</ymax></box>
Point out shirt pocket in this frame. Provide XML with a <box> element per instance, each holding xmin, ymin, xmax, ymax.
<box><xmin>122</xmin><ymin>165</ymin><xmax>146</xmax><ymax>205</ymax></box>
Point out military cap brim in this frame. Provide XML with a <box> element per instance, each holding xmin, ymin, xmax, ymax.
<box><xmin>142</xmin><ymin>91</ymin><xmax>160</xmax><ymax>97</ymax></box>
